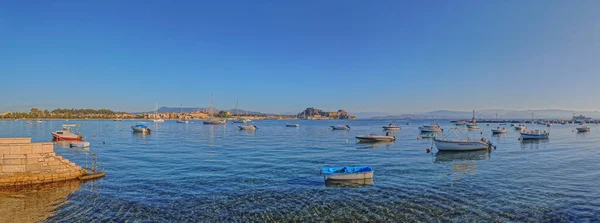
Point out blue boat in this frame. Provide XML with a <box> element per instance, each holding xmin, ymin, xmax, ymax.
<box><xmin>131</xmin><ymin>123</ymin><xmax>151</xmax><ymax>133</ymax></box>
<box><xmin>321</xmin><ymin>166</ymin><xmax>374</xmax><ymax>180</ymax></box>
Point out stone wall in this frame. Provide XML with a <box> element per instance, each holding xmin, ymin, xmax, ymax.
<box><xmin>0</xmin><ymin>138</ymin><xmax>86</xmax><ymax>187</ymax></box>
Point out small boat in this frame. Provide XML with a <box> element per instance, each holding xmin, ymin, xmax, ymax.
<box><xmin>321</xmin><ymin>166</ymin><xmax>374</xmax><ymax>181</ymax></box>
<box><xmin>204</xmin><ymin>119</ymin><xmax>227</xmax><ymax>125</ymax></box>
<box><xmin>52</xmin><ymin>124</ymin><xmax>84</xmax><ymax>141</ymax></box>
<box><xmin>176</xmin><ymin>119</ymin><xmax>189</xmax><ymax>123</ymax></box>
<box><xmin>70</xmin><ymin>141</ymin><xmax>90</xmax><ymax>148</ymax></box>
<box><xmin>238</xmin><ymin>124</ymin><xmax>257</xmax><ymax>130</ymax></box>
<box><xmin>152</xmin><ymin>102</ymin><xmax>165</xmax><ymax>122</ymax></box>
<box><xmin>520</xmin><ymin>129</ymin><xmax>549</xmax><ymax>140</ymax></box>
<box><xmin>36</xmin><ymin>120</ymin><xmax>43</xmax><ymax>123</ymax></box>
<box><xmin>26</xmin><ymin>121</ymin><xmax>33</xmax><ymax>125</ymax></box>
<box><xmin>232</xmin><ymin>119</ymin><xmax>247</xmax><ymax>124</ymax></box>
<box><xmin>514</xmin><ymin>125</ymin><xmax>526</xmax><ymax>131</ymax></box>
<box><xmin>113</xmin><ymin>119</ymin><xmax>122</xmax><ymax>121</ymax></box>
<box><xmin>454</xmin><ymin>121</ymin><xmax>467</xmax><ymax>126</ymax></box>
<box><xmin>131</xmin><ymin>123</ymin><xmax>151</xmax><ymax>133</ymax></box>
<box><xmin>419</xmin><ymin>124</ymin><xmax>442</xmax><ymax>132</ymax></box>
<box><xmin>382</xmin><ymin>124</ymin><xmax>401</xmax><ymax>130</ymax></box>
<box><xmin>546</xmin><ymin>123</ymin><xmax>552</xmax><ymax>127</ymax></box>
<box><xmin>331</xmin><ymin>125</ymin><xmax>350</xmax><ymax>130</ymax></box>
<box><xmin>405</xmin><ymin>122</ymin><xmax>411</xmax><ymax>125</ymax></box>
<box><xmin>467</xmin><ymin>124</ymin><xmax>480</xmax><ymax>130</ymax></box>
<box><xmin>576</xmin><ymin>125</ymin><xmax>591</xmax><ymax>132</ymax></box>
<box><xmin>434</xmin><ymin>128</ymin><xmax>491</xmax><ymax>151</ymax></box>
<box><xmin>286</xmin><ymin>124</ymin><xmax>299</xmax><ymax>127</ymax></box>
<box><xmin>421</xmin><ymin>133</ymin><xmax>437</xmax><ymax>138</ymax></box>
<box><xmin>491</xmin><ymin>127</ymin><xmax>507</xmax><ymax>134</ymax></box>
<box><xmin>355</xmin><ymin>134</ymin><xmax>396</xmax><ymax>142</ymax></box>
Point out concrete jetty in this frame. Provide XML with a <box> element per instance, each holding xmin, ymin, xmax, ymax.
<box><xmin>0</xmin><ymin>138</ymin><xmax>87</xmax><ymax>187</ymax></box>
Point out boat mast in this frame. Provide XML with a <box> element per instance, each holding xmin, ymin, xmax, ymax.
<box><xmin>209</xmin><ymin>92</ymin><xmax>214</xmax><ymax>120</ymax></box>
<box><xmin>472</xmin><ymin>110</ymin><xmax>476</xmax><ymax>124</ymax></box>
<box><xmin>235</xmin><ymin>98</ymin><xmax>239</xmax><ymax>119</ymax></box>
<box><xmin>155</xmin><ymin>102</ymin><xmax>158</xmax><ymax>120</ymax></box>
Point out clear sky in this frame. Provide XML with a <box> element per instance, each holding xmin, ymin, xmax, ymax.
<box><xmin>1</xmin><ymin>0</ymin><xmax>599</xmax><ymax>114</ymax></box>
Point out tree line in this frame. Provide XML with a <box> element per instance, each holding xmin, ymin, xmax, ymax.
<box><xmin>1</xmin><ymin>108</ymin><xmax>130</xmax><ymax>119</ymax></box>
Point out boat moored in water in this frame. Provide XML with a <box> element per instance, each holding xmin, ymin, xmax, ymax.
<box><xmin>382</xmin><ymin>124</ymin><xmax>401</xmax><ymax>130</ymax></box>
<box><xmin>419</xmin><ymin>124</ymin><xmax>442</xmax><ymax>132</ymax></box>
<box><xmin>52</xmin><ymin>124</ymin><xmax>84</xmax><ymax>141</ymax></box>
<box><xmin>321</xmin><ymin>166</ymin><xmax>374</xmax><ymax>181</ymax></box>
<box><xmin>70</xmin><ymin>141</ymin><xmax>90</xmax><ymax>148</ymax></box>
<box><xmin>355</xmin><ymin>134</ymin><xmax>396</xmax><ymax>142</ymax></box>
<box><xmin>131</xmin><ymin>123</ymin><xmax>151</xmax><ymax>133</ymax></box>
<box><xmin>238</xmin><ymin>124</ymin><xmax>257</xmax><ymax>130</ymax></box>
<box><xmin>491</xmin><ymin>127</ymin><xmax>507</xmax><ymax>134</ymax></box>
<box><xmin>286</xmin><ymin>124</ymin><xmax>299</xmax><ymax>127</ymax></box>
<box><xmin>520</xmin><ymin>129</ymin><xmax>549</xmax><ymax>139</ymax></box>
<box><xmin>576</xmin><ymin>125</ymin><xmax>591</xmax><ymax>132</ymax></box>
<box><xmin>331</xmin><ymin>125</ymin><xmax>350</xmax><ymax>130</ymax></box>
<box><xmin>434</xmin><ymin>128</ymin><xmax>491</xmax><ymax>151</ymax></box>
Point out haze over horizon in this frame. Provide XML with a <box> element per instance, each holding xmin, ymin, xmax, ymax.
<box><xmin>2</xmin><ymin>1</ymin><xmax>599</xmax><ymax>114</ymax></box>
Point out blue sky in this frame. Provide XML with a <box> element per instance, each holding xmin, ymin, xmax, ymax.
<box><xmin>1</xmin><ymin>0</ymin><xmax>599</xmax><ymax>114</ymax></box>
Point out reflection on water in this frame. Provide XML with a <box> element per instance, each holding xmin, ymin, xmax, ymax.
<box><xmin>434</xmin><ymin>150</ymin><xmax>490</xmax><ymax>163</ymax></box>
<box><xmin>0</xmin><ymin>180</ymin><xmax>82</xmax><ymax>223</ymax></box>
<box><xmin>325</xmin><ymin>178</ymin><xmax>374</xmax><ymax>187</ymax></box>
<box><xmin>520</xmin><ymin>139</ymin><xmax>550</xmax><ymax>149</ymax></box>
<box><xmin>355</xmin><ymin>141</ymin><xmax>394</xmax><ymax>149</ymax></box>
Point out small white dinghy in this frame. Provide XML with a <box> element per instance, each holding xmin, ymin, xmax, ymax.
<box><xmin>434</xmin><ymin>128</ymin><xmax>492</xmax><ymax>151</ymax></box>
<box><xmin>355</xmin><ymin>134</ymin><xmax>396</xmax><ymax>142</ymax></box>
<box><xmin>330</xmin><ymin>125</ymin><xmax>350</xmax><ymax>130</ymax></box>
<box><xmin>382</xmin><ymin>124</ymin><xmax>401</xmax><ymax>130</ymax></box>
<box><xmin>491</xmin><ymin>127</ymin><xmax>507</xmax><ymax>134</ymax></box>
<box><xmin>70</xmin><ymin>141</ymin><xmax>90</xmax><ymax>148</ymax></box>
<box><xmin>238</xmin><ymin>124</ymin><xmax>257</xmax><ymax>130</ymax></box>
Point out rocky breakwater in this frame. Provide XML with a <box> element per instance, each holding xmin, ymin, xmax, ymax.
<box><xmin>0</xmin><ymin>138</ymin><xmax>86</xmax><ymax>187</ymax></box>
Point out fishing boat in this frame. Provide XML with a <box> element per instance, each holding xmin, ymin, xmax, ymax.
<box><xmin>203</xmin><ymin>93</ymin><xmax>227</xmax><ymax>125</ymax></box>
<box><xmin>382</xmin><ymin>124</ymin><xmax>401</xmax><ymax>130</ymax></box>
<box><xmin>491</xmin><ymin>127</ymin><xmax>507</xmax><ymax>134</ymax></box>
<box><xmin>419</xmin><ymin>124</ymin><xmax>442</xmax><ymax>132</ymax></box>
<box><xmin>286</xmin><ymin>123</ymin><xmax>299</xmax><ymax>127</ymax></box>
<box><xmin>70</xmin><ymin>141</ymin><xmax>90</xmax><ymax>148</ymax></box>
<box><xmin>151</xmin><ymin>103</ymin><xmax>164</xmax><ymax>123</ymax></box>
<box><xmin>131</xmin><ymin>123</ymin><xmax>151</xmax><ymax>133</ymax></box>
<box><xmin>520</xmin><ymin>129</ymin><xmax>549</xmax><ymax>140</ymax></box>
<box><xmin>355</xmin><ymin>134</ymin><xmax>395</xmax><ymax>142</ymax></box>
<box><xmin>576</xmin><ymin>124</ymin><xmax>591</xmax><ymax>132</ymax></box>
<box><xmin>434</xmin><ymin>128</ymin><xmax>491</xmax><ymax>151</ymax></box>
<box><xmin>238</xmin><ymin>124</ymin><xmax>257</xmax><ymax>130</ymax></box>
<box><xmin>321</xmin><ymin>166</ymin><xmax>374</xmax><ymax>181</ymax></box>
<box><xmin>330</xmin><ymin>125</ymin><xmax>350</xmax><ymax>130</ymax></box>
<box><xmin>51</xmin><ymin>124</ymin><xmax>84</xmax><ymax>141</ymax></box>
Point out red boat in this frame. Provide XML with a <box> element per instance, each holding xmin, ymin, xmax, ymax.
<box><xmin>51</xmin><ymin>124</ymin><xmax>84</xmax><ymax>141</ymax></box>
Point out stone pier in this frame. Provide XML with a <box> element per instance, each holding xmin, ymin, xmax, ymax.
<box><xmin>0</xmin><ymin>138</ymin><xmax>87</xmax><ymax>187</ymax></box>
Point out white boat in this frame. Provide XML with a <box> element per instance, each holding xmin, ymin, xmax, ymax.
<box><xmin>572</xmin><ymin>114</ymin><xmax>592</xmax><ymax>122</ymax></box>
<box><xmin>419</xmin><ymin>124</ymin><xmax>442</xmax><ymax>132</ymax></box>
<box><xmin>491</xmin><ymin>127</ymin><xmax>507</xmax><ymax>134</ymax></box>
<box><xmin>576</xmin><ymin>125</ymin><xmax>591</xmax><ymax>132</ymax></box>
<box><xmin>355</xmin><ymin>134</ymin><xmax>396</xmax><ymax>142</ymax></box>
<box><xmin>52</xmin><ymin>124</ymin><xmax>84</xmax><ymax>141</ymax></box>
<box><xmin>70</xmin><ymin>141</ymin><xmax>90</xmax><ymax>148</ymax></box>
<box><xmin>382</xmin><ymin>124</ymin><xmax>401</xmax><ymax>130</ymax></box>
<box><xmin>286</xmin><ymin>124</ymin><xmax>299</xmax><ymax>127</ymax></box>
<box><xmin>152</xmin><ymin>102</ymin><xmax>165</xmax><ymax>122</ymax></box>
<box><xmin>514</xmin><ymin>125</ymin><xmax>526</xmax><ymax>131</ymax></box>
<box><xmin>467</xmin><ymin>124</ymin><xmax>480</xmax><ymax>130</ymax></box>
<box><xmin>434</xmin><ymin>128</ymin><xmax>491</xmax><ymax>151</ymax></box>
<box><xmin>36</xmin><ymin>120</ymin><xmax>43</xmax><ymax>123</ymax></box>
<box><xmin>330</xmin><ymin>125</ymin><xmax>350</xmax><ymax>130</ymax></box>
<box><xmin>421</xmin><ymin>133</ymin><xmax>437</xmax><ymax>138</ymax></box>
<box><xmin>203</xmin><ymin>93</ymin><xmax>227</xmax><ymax>125</ymax></box>
<box><xmin>231</xmin><ymin>99</ymin><xmax>248</xmax><ymax>124</ymax></box>
<box><xmin>454</xmin><ymin>121</ymin><xmax>467</xmax><ymax>126</ymax></box>
<box><xmin>520</xmin><ymin>129</ymin><xmax>549</xmax><ymax>139</ymax></box>
<box><xmin>176</xmin><ymin>104</ymin><xmax>189</xmax><ymax>123</ymax></box>
<box><xmin>238</xmin><ymin>124</ymin><xmax>257</xmax><ymax>130</ymax></box>
<box><xmin>131</xmin><ymin>123</ymin><xmax>151</xmax><ymax>133</ymax></box>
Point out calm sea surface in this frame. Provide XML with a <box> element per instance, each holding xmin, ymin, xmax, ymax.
<box><xmin>1</xmin><ymin>120</ymin><xmax>599</xmax><ymax>222</ymax></box>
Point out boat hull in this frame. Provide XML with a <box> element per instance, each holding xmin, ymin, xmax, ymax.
<box><xmin>491</xmin><ymin>130</ymin><xmax>507</xmax><ymax>134</ymax></box>
<box><xmin>355</xmin><ymin>136</ymin><xmax>395</xmax><ymax>142</ymax></box>
<box><xmin>434</xmin><ymin>139</ymin><xmax>489</xmax><ymax>151</ymax></box>
<box><xmin>204</xmin><ymin>120</ymin><xmax>227</xmax><ymax>125</ymax></box>
<box><xmin>576</xmin><ymin>127</ymin><xmax>590</xmax><ymax>132</ymax></box>
<box><xmin>286</xmin><ymin>124</ymin><xmax>299</xmax><ymax>127</ymax></box>
<box><xmin>419</xmin><ymin>127</ymin><xmax>442</xmax><ymax>132</ymax></box>
<box><xmin>382</xmin><ymin>126</ymin><xmax>400</xmax><ymax>130</ymax></box>
<box><xmin>70</xmin><ymin>141</ymin><xmax>90</xmax><ymax>148</ymax></box>
<box><xmin>520</xmin><ymin>133</ymin><xmax>549</xmax><ymax>139</ymax></box>
<box><xmin>238</xmin><ymin>126</ymin><xmax>256</xmax><ymax>130</ymax></box>
<box><xmin>331</xmin><ymin>126</ymin><xmax>350</xmax><ymax>130</ymax></box>
<box><xmin>324</xmin><ymin>172</ymin><xmax>373</xmax><ymax>180</ymax></box>
<box><xmin>131</xmin><ymin>126</ymin><xmax>151</xmax><ymax>133</ymax></box>
<box><xmin>176</xmin><ymin>120</ymin><xmax>189</xmax><ymax>123</ymax></box>
<box><xmin>51</xmin><ymin>133</ymin><xmax>82</xmax><ymax>141</ymax></box>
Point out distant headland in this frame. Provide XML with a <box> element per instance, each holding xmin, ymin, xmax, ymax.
<box><xmin>0</xmin><ymin>107</ymin><xmax>357</xmax><ymax>120</ymax></box>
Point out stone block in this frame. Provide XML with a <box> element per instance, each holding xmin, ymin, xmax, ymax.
<box><xmin>20</xmin><ymin>145</ymin><xmax>33</xmax><ymax>154</ymax></box>
<box><xmin>41</xmin><ymin>145</ymin><xmax>54</xmax><ymax>153</ymax></box>
<box><xmin>3</xmin><ymin>158</ymin><xmax>23</xmax><ymax>165</ymax></box>
<box><xmin>0</xmin><ymin>146</ymin><xmax>10</xmax><ymax>155</ymax></box>
<box><xmin>26</xmin><ymin>164</ymin><xmax>42</xmax><ymax>171</ymax></box>
<box><xmin>2</xmin><ymin>165</ymin><xmax>26</xmax><ymax>173</ymax></box>
<box><xmin>3</xmin><ymin>154</ymin><xmax>26</xmax><ymax>159</ymax></box>
<box><xmin>8</xmin><ymin>145</ymin><xmax>22</xmax><ymax>154</ymax></box>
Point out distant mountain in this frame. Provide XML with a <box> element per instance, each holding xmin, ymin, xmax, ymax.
<box><xmin>373</xmin><ymin>109</ymin><xmax>600</xmax><ymax>119</ymax></box>
<box><xmin>353</xmin><ymin>112</ymin><xmax>391</xmax><ymax>119</ymax></box>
